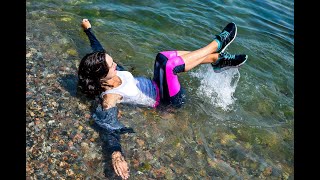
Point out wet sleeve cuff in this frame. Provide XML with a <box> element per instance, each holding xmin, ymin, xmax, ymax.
<box><xmin>83</xmin><ymin>28</ymin><xmax>92</xmax><ymax>32</ymax></box>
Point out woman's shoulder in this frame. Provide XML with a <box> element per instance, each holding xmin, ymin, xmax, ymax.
<box><xmin>117</xmin><ymin>70</ymin><xmax>131</xmax><ymax>74</ymax></box>
<box><xmin>101</xmin><ymin>93</ymin><xmax>122</xmax><ymax>109</ymax></box>
<box><xmin>117</xmin><ymin>70</ymin><xmax>134</xmax><ymax>78</ymax></box>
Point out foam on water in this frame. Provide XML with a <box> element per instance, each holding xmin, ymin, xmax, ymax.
<box><xmin>190</xmin><ymin>64</ymin><xmax>240</xmax><ymax>111</ymax></box>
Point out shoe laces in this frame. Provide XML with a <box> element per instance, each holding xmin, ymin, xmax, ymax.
<box><xmin>221</xmin><ymin>53</ymin><xmax>235</xmax><ymax>66</ymax></box>
<box><xmin>219</xmin><ymin>31</ymin><xmax>230</xmax><ymax>42</ymax></box>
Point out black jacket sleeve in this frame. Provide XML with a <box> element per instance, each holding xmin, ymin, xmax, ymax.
<box><xmin>84</xmin><ymin>28</ymin><xmax>105</xmax><ymax>53</ymax></box>
<box><xmin>92</xmin><ymin>104</ymin><xmax>134</xmax><ymax>134</ymax></box>
<box><xmin>84</xmin><ymin>28</ymin><xmax>126</xmax><ymax>71</ymax></box>
<box><xmin>101</xmin><ymin>130</ymin><xmax>122</xmax><ymax>154</ymax></box>
<box><xmin>92</xmin><ymin>104</ymin><xmax>134</xmax><ymax>154</ymax></box>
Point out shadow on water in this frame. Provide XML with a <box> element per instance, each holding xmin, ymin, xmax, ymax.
<box><xmin>57</xmin><ymin>73</ymin><xmax>91</xmax><ymax>104</ymax></box>
<box><xmin>58</xmin><ymin>74</ymin><xmax>78</xmax><ymax>97</ymax></box>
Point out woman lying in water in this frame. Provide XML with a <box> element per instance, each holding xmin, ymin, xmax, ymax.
<box><xmin>77</xmin><ymin>18</ymin><xmax>247</xmax><ymax>179</ymax></box>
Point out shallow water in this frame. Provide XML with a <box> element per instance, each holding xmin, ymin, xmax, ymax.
<box><xmin>26</xmin><ymin>0</ymin><xmax>294</xmax><ymax>179</ymax></box>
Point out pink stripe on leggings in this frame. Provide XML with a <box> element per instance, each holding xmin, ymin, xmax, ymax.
<box><xmin>160</xmin><ymin>51</ymin><xmax>177</xmax><ymax>59</ymax></box>
<box><xmin>165</xmin><ymin>56</ymin><xmax>185</xmax><ymax>97</ymax></box>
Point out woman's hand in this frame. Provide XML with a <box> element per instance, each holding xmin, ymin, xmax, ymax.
<box><xmin>112</xmin><ymin>151</ymin><xmax>130</xmax><ymax>179</ymax></box>
<box><xmin>81</xmin><ymin>19</ymin><xmax>91</xmax><ymax>30</ymax></box>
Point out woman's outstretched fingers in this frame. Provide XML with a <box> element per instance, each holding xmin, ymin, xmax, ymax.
<box><xmin>120</xmin><ymin>161</ymin><xmax>129</xmax><ymax>179</ymax></box>
<box><xmin>112</xmin><ymin>152</ymin><xmax>129</xmax><ymax>179</ymax></box>
<box><xmin>113</xmin><ymin>161</ymin><xmax>129</xmax><ymax>179</ymax></box>
<box><xmin>113</xmin><ymin>164</ymin><xmax>120</xmax><ymax>176</ymax></box>
<box><xmin>117</xmin><ymin>158</ymin><xmax>129</xmax><ymax>179</ymax></box>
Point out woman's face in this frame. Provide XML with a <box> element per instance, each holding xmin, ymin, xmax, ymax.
<box><xmin>105</xmin><ymin>53</ymin><xmax>117</xmax><ymax>79</ymax></box>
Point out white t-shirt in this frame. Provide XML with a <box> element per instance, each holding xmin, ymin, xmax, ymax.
<box><xmin>100</xmin><ymin>71</ymin><xmax>158</xmax><ymax>107</ymax></box>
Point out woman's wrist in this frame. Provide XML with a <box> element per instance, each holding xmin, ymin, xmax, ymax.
<box><xmin>112</xmin><ymin>151</ymin><xmax>122</xmax><ymax>159</ymax></box>
<box><xmin>83</xmin><ymin>27</ymin><xmax>92</xmax><ymax>32</ymax></box>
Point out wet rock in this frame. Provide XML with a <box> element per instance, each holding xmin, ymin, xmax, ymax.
<box><xmin>282</xmin><ymin>171</ymin><xmax>290</xmax><ymax>179</ymax></box>
<box><xmin>139</xmin><ymin>162</ymin><xmax>152</xmax><ymax>172</ymax></box>
<box><xmin>151</xmin><ymin>167</ymin><xmax>166</xmax><ymax>178</ymax></box>
<box><xmin>136</xmin><ymin>138</ymin><xmax>145</xmax><ymax>147</ymax></box>
<box><xmin>81</xmin><ymin>142</ymin><xmax>89</xmax><ymax>152</ymax></box>
<box><xmin>262</xmin><ymin>167</ymin><xmax>272</xmax><ymax>176</ymax></box>
<box><xmin>199</xmin><ymin>169</ymin><xmax>206</xmax><ymax>177</ymax></box>
<box><xmin>145</xmin><ymin>150</ymin><xmax>153</xmax><ymax>160</ymax></box>
<box><xmin>67</xmin><ymin>48</ymin><xmax>78</xmax><ymax>56</ymax></box>
<box><xmin>66</xmin><ymin>168</ymin><xmax>75</xmax><ymax>176</ymax></box>
<box><xmin>165</xmin><ymin>167</ymin><xmax>175</xmax><ymax>179</ymax></box>
<box><xmin>29</xmin><ymin>111</ymin><xmax>35</xmax><ymax>117</ymax></box>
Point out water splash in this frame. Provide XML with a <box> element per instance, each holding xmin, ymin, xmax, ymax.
<box><xmin>190</xmin><ymin>65</ymin><xmax>240</xmax><ymax>111</ymax></box>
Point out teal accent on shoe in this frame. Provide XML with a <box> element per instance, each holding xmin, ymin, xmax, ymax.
<box><xmin>215</xmin><ymin>39</ymin><xmax>222</xmax><ymax>52</ymax></box>
<box><xmin>212</xmin><ymin>56</ymin><xmax>221</xmax><ymax>65</ymax></box>
<box><xmin>223</xmin><ymin>53</ymin><xmax>235</xmax><ymax>60</ymax></box>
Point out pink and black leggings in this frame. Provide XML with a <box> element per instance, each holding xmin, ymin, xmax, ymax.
<box><xmin>153</xmin><ymin>51</ymin><xmax>186</xmax><ymax>107</ymax></box>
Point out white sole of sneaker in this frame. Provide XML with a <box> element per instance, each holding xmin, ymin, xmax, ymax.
<box><xmin>220</xmin><ymin>22</ymin><xmax>237</xmax><ymax>53</ymax></box>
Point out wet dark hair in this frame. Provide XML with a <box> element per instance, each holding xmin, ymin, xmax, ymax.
<box><xmin>78</xmin><ymin>51</ymin><xmax>109</xmax><ymax>97</ymax></box>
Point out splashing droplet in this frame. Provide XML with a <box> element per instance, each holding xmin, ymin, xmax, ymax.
<box><xmin>190</xmin><ymin>65</ymin><xmax>240</xmax><ymax>111</ymax></box>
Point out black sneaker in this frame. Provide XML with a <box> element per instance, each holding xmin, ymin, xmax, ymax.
<box><xmin>214</xmin><ymin>22</ymin><xmax>237</xmax><ymax>53</ymax></box>
<box><xmin>211</xmin><ymin>52</ymin><xmax>248</xmax><ymax>73</ymax></box>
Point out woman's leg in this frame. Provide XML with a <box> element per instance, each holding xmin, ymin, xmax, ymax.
<box><xmin>176</xmin><ymin>40</ymin><xmax>220</xmax><ymax>72</ymax></box>
<box><xmin>176</xmin><ymin>51</ymin><xmax>219</xmax><ymax>71</ymax></box>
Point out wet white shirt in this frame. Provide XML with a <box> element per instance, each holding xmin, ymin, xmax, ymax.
<box><xmin>100</xmin><ymin>71</ymin><xmax>158</xmax><ymax>107</ymax></box>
